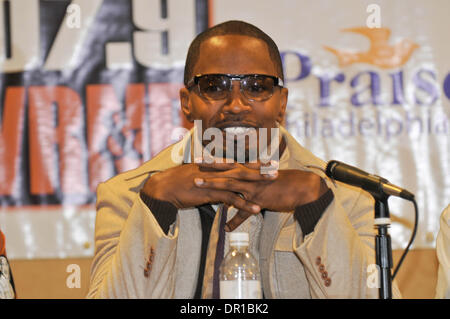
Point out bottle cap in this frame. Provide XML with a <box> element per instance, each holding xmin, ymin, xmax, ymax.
<box><xmin>230</xmin><ymin>232</ymin><xmax>249</xmax><ymax>245</ymax></box>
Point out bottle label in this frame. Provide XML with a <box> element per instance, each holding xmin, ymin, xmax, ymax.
<box><xmin>219</xmin><ymin>280</ymin><xmax>262</xmax><ymax>299</ymax></box>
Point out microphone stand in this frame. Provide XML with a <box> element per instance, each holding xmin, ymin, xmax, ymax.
<box><xmin>367</xmin><ymin>178</ymin><xmax>393</xmax><ymax>299</ymax></box>
<box><xmin>325</xmin><ymin>160</ymin><xmax>418</xmax><ymax>299</ymax></box>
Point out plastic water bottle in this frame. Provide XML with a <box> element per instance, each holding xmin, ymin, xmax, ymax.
<box><xmin>219</xmin><ymin>232</ymin><xmax>262</xmax><ymax>299</ymax></box>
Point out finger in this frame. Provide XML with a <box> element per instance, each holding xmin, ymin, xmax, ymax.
<box><xmin>242</xmin><ymin>159</ymin><xmax>279</xmax><ymax>169</ymax></box>
<box><xmin>197</xmin><ymin>160</ymin><xmax>278</xmax><ymax>180</ymax></box>
<box><xmin>198</xmin><ymin>159</ymin><xmax>265</xmax><ymax>171</ymax></box>
<box><xmin>225</xmin><ymin>209</ymin><xmax>253</xmax><ymax>232</ymax></box>
<box><xmin>241</xmin><ymin>159</ymin><xmax>280</xmax><ymax>177</ymax></box>
<box><xmin>194</xmin><ymin>177</ymin><xmax>251</xmax><ymax>197</ymax></box>
<box><xmin>215</xmin><ymin>165</ymin><xmax>278</xmax><ymax>181</ymax></box>
<box><xmin>239</xmin><ymin>161</ymin><xmax>262</xmax><ymax>170</ymax></box>
<box><xmin>197</xmin><ymin>159</ymin><xmax>278</xmax><ymax>170</ymax></box>
<box><xmin>206</xmin><ymin>190</ymin><xmax>260</xmax><ymax>217</ymax></box>
<box><xmin>196</xmin><ymin>161</ymin><xmax>238</xmax><ymax>171</ymax></box>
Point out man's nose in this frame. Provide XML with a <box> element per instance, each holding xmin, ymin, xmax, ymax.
<box><xmin>222</xmin><ymin>82</ymin><xmax>252</xmax><ymax>114</ymax></box>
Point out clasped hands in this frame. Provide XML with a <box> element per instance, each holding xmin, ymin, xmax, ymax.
<box><xmin>142</xmin><ymin>161</ymin><xmax>328</xmax><ymax>232</ymax></box>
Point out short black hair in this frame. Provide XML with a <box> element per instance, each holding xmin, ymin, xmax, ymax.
<box><xmin>183</xmin><ymin>20</ymin><xmax>284</xmax><ymax>86</ymax></box>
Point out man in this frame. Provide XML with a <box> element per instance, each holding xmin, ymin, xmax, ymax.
<box><xmin>436</xmin><ymin>204</ymin><xmax>449</xmax><ymax>299</ymax></box>
<box><xmin>87</xmin><ymin>20</ymin><xmax>388</xmax><ymax>298</ymax></box>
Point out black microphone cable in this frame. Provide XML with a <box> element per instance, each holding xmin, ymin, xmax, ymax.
<box><xmin>392</xmin><ymin>197</ymin><xmax>418</xmax><ymax>279</ymax></box>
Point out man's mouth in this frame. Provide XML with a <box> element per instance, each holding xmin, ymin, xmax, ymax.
<box><xmin>222</xmin><ymin>126</ymin><xmax>255</xmax><ymax>135</ymax></box>
<box><xmin>216</xmin><ymin>121</ymin><xmax>258</xmax><ymax>134</ymax></box>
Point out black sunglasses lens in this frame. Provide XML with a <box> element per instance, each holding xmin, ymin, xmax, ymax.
<box><xmin>242</xmin><ymin>75</ymin><xmax>275</xmax><ymax>100</ymax></box>
<box><xmin>195</xmin><ymin>74</ymin><xmax>277</xmax><ymax>101</ymax></box>
<box><xmin>197</xmin><ymin>75</ymin><xmax>229</xmax><ymax>100</ymax></box>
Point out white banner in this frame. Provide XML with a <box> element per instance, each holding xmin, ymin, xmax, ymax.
<box><xmin>1</xmin><ymin>0</ymin><xmax>448</xmax><ymax>260</ymax></box>
<box><xmin>214</xmin><ymin>0</ymin><xmax>449</xmax><ymax>249</ymax></box>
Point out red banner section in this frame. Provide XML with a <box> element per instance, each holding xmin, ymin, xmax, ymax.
<box><xmin>0</xmin><ymin>83</ymin><xmax>188</xmax><ymax>206</ymax></box>
<box><xmin>0</xmin><ymin>0</ymin><xmax>207</xmax><ymax>209</ymax></box>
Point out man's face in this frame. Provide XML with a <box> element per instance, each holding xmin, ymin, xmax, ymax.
<box><xmin>180</xmin><ymin>35</ymin><xmax>288</xmax><ymax>162</ymax></box>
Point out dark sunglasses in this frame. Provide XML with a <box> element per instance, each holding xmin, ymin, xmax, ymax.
<box><xmin>186</xmin><ymin>74</ymin><xmax>284</xmax><ymax>102</ymax></box>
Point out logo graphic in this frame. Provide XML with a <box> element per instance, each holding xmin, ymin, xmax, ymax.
<box><xmin>324</xmin><ymin>27</ymin><xmax>419</xmax><ymax>69</ymax></box>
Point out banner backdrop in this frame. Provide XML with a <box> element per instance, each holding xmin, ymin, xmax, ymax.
<box><xmin>0</xmin><ymin>0</ymin><xmax>448</xmax><ymax>259</ymax></box>
<box><xmin>0</xmin><ymin>0</ymin><xmax>205</xmax><ymax>259</ymax></box>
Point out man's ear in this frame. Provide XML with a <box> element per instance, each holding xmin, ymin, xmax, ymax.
<box><xmin>180</xmin><ymin>87</ymin><xmax>194</xmax><ymax>122</ymax></box>
<box><xmin>276</xmin><ymin>87</ymin><xmax>288</xmax><ymax>125</ymax></box>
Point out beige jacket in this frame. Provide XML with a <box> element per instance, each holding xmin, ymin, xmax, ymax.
<box><xmin>87</xmin><ymin>126</ymin><xmax>399</xmax><ymax>299</ymax></box>
<box><xmin>436</xmin><ymin>205</ymin><xmax>450</xmax><ymax>299</ymax></box>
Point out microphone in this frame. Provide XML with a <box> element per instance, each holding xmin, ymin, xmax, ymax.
<box><xmin>325</xmin><ymin>160</ymin><xmax>415</xmax><ymax>201</ymax></box>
